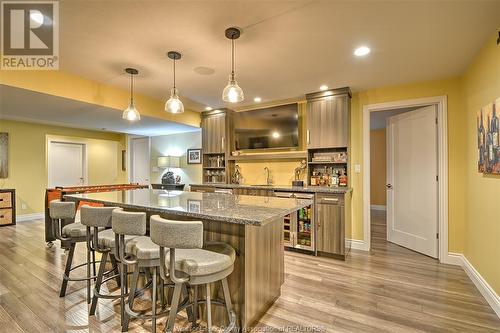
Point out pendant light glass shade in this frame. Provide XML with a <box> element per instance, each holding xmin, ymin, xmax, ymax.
<box><xmin>165</xmin><ymin>88</ymin><xmax>184</xmax><ymax>114</ymax></box>
<box><xmin>165</xmin><ymin>51</ymin><xmax>184</xmax><ymax>114</ymax></box>
<box><xmin>122</xmin><ymin>68</ymin><xmax>140</xmax><ymax>121</ymax></box>
<box><xmin>122</xmin><ymin>101</ymin><xmax>140</xmax><ymax>121</ymax></box>
<box><xmin>222</xmin><ymin>76</ymin><xmax>244</xmax><ymax>103</ymax></box>
<box><xmin>222</xmin><ymin>27</ymin><xmax>244</xmax><ymax>103</ymax></box>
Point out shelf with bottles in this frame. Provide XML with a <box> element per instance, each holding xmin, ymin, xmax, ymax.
<box><xmin>203</xmin><ymin>153</ymin><xmax>226</xmax><ymax>168</ymax></box>
<box><xmin>203</xmin><ymin>169</ymin><xmax>227</xmax><ymax>184</ymax></box>
<box><xmin>307</xmin><ymin>147</ymin><xmax>349</xmax><ymax>187</ymax></box>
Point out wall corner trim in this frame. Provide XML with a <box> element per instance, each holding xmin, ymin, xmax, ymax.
<box><xmin>448</xmin><ymin>252</ymin><xmax>500</xmax><ymax>318</ymax></box>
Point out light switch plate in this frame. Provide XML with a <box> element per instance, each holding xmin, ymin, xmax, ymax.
<box><xmin>354</xmin><ymin>164</ymin><xmax>361</xmax><ymax>173</ymax></box>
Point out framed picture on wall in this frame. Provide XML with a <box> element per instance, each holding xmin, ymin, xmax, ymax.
<box><xmin>0</xmin><ymin>133</ymin><xmax>8</xmax><ymax>178</ymax></box>
<box><xmin>187</xmin><ymin>148</ymin><xmax>202</xmax><ymax>164</ymax></box>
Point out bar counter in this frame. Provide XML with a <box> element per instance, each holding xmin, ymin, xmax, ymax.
<box><xmin>65</xmin><ymin>189</ymin><xmax>311</xmax><ymax>329</ymax></box>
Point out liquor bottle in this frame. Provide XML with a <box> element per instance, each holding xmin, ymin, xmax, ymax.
<box><xmin>487</xmin><ymin>118</ymin><xmax>494</xmax><ymax>170</ymax></box>
<box><xmin>479</xmin><ymin>109</ymin><xmax>487</xmax><ymax>170</ymax></box>
<box><xmin>491</xmin><ymin>103</ymin><xmax>499</xmax><ymax>149</ymax></box>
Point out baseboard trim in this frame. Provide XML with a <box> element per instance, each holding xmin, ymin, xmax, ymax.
<box><xmin>442</xmin><ymin>252</ymin><xmax>463</xmax><ymax>266</ymax></box>
<box><xmin>370</xmin><ymin>205</ymin><xmax>386</xmax><ymax>211</ymax></box>
<box><xmin>450</xmin><ymin>252</ymin><xmax>500</xmax><ymax>318</ymax></box>
<box><xmin>347</xmin><ymin>239</ymin><xmax>370</xmax><ymax>251</ymax></box>
<box><xmin>17</xmin><ymin>212</ymin><xmax>44</xmax><ymax>222</ymax></box>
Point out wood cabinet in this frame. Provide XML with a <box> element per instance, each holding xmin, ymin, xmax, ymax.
<box><xmin>190</xmin><ymin>185</ymin><xmax>215</xmax><ymax>193</ymax></box>
<box><xmin>306</xmin><ymin>87</ymin><xmax>351</xmax><ymax>149</ymax></box>
<box><xmin>202</xmin><ymin>112</ymin><xmax>226</xmax><ymax>154</ymax></box>
<box><xmin>315</xmin><ymin>193</ymin><xmax>346</xmax><ymax>258</ymax></box>
<box><xmin>0</xmin><ymin>189</ymin><xmax>16</xmax><ymax>226</ymax></box>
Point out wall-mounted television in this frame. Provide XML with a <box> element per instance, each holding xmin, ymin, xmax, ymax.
<box><xmin>234</xmin><ymin>103</ymin><xmax>299</xmax><ymax>150</ymax></box>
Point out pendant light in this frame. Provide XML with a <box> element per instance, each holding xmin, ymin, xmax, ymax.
<box><xmin>222</xmin><ymin>27</ymin><xmax>244</xmax><ymax>103</ymax></box>
<box><xmin>165</xmin><ymin>51</ymin><xmax>184</xmax><ymax>114</ymax></box>
<box><xmin>122</xmin><ymin>68</ymin><xmax>141</xmax><ymax>121</ymax></box>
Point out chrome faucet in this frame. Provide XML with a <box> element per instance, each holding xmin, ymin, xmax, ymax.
<box><xmin>264</xmin><ymin>167</ymin><xmax>272</xmax><ymax>185</ymax></box>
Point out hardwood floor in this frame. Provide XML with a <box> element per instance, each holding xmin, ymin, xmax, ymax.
<box><xmin>0</xmin><ymin>215</ymin><xmax>498</xmax><ymax>332</ymax></box>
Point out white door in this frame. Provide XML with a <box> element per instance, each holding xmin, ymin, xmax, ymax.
<box><xmin>131</xmin><ymin>137</ymin><xmax>150</xmax><ymax>185</ymax></box>
<box><xmin>386</xmin><ymin>105</ymin><xmax>438</xmax><ymax>258</ymax></box>
<box><xmin>48</xmin><ymin>141</ymin><xmax>86</xmax><ymax>188</ymax></box>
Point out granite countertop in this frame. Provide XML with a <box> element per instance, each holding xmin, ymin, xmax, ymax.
<box><xmin>64</xmin><ymin>189</ymin><xmax>311</xmax><ymax>226</ymax></box>
<box><xmin>189</xmin><ymin>183</ymin><xmax>352</xmax><ymax>194</ymax></box>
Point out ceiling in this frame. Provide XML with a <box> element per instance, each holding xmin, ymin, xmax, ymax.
<box><xmin>0</xmin><ymin>85</ymin><xmax>199</xmax><ymax>136</ymax></box>
<box><xmin>56</xmin><ymin>0</ymin><xmax>500</xmax><ymax>112</ymax></box>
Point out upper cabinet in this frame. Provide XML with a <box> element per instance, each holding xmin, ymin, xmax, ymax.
<box><xmin>306</xmin><ymin>87</ymin><xmax>351</xmax><ymax>149</ymax></box>
<box><xmin>201</xmin><ymin>109</ymin><xmax>233</xmax><ymax>154</ymax></box>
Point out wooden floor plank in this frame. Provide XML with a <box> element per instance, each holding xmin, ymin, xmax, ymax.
<box><xmin>0</xmin><ymin>213</ymin><xmax>497</xmax><ymax>332</ymax></box>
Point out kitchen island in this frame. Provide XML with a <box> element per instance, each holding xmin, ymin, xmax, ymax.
<box><xmin>65</xmin><ymin>189</ymin><xmax>311</xmax><ymax>330</ymax></box>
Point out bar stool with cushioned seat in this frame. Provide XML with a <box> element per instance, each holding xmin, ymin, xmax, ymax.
<box><xmin>150</xmin><ymin>215</ymin><xmax>237</xmax><ymax>333</ymax></box>
<box><xmin>49</xmin><ymin>200</ymin><xmax>98</xmax><ymax>299</ymax></box>
<box><xmin>112</xmin><ymin>208</ymin><xmax>179</xmax><ymax>333</ymax></box>
<box><xmin>79</xmin><ymin>205</ymin><xmax>122</xmax><ymax>312</ymax></box>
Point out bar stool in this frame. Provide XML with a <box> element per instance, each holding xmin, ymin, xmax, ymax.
<box><xmin>49</xmin><ymin>200</ymin><xmax>98</xmax><ymax>299</ymax></box>
<box><xmin>150</xmin><ymin>215</ymin><xmax>237</xmax><ymax>333</ymax></box>
<box><xmin>80</xmin><ymin>206</ymin><xmax>121</xmax><ymax>310</ymax></box>
<box><xmin>112</xmin><ymin>208</ymin><xmax>176</xmax><ymax>333</ymax></box>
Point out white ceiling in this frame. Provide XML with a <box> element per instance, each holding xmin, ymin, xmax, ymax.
<box><xmin>57</xmin><ymin>0</ymin><xmax>500</xmax><ymax>112</ymax></box>
<box><xmin>0</xmin><ymin>85</ymin><xmax>199</xmax><ymax>136</ymax></box>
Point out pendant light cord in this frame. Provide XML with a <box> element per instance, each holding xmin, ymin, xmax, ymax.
<box><xmin>231</xmin><ymin>38</ymin><xmax>235</xmax><ymax>80</ymax></box>
<box><xmin>173</xmin><ymin>58</ymin><xmax>176</xmax><ymax>89</ymax></box>
<box><xmin>130</xmin><ymin>73</ymin><xmax>134</xmax><ymax>103</ymax></box>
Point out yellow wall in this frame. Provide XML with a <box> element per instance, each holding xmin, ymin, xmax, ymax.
<box><xmin>0</xmin><ymin>119</ymin><xmax>126</xmax><ymax>214</ymax></box>
<box><xmin>0</xmin><ymin>70</ymin><xmax>201</xmax><ymax>128</ymax></box>
<box><xmin>370</xmin><ymin>129</ymin><xmax>386</xmax><ymax>206</ymax></box>
<box><xmin>462</xmin><ymin>34</ymin><xmax>500</xmax><ymax>294</ymax></box>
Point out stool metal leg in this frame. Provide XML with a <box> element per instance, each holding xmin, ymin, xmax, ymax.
<box><xmin>206</xmin><ymin>283</ymin><xmax>212</xmax><ymax>333</ymax></box>
<box><xmin>60</xmin><ymin>242</ymin><xmax>76</xmax><ymax>297</ymax></box>
<box><xmin>120</xmin><ymin>261</ymin><xmax>126</xmax><ymax>330</ymax></box>
<box><xmin>90</xmin><ymin>251</ymin><xmax>108</xmax><ymax>315</ymax></box>
<box><xmin>182</xmin><ymin>284</ymin><xmax>195</xmax><ymax>325</ymax></box>
<box><xmin>86</xmin><ymin>247</ymin><xmax>91</xmax><ymax>304</ymax></box>
<box><xmin>151</xmin><ymin>267</ymin><xmax>157</xmax><ymax>333</ymax></box>
<box><xmin>221</xmin><ymin>277</ymin><xmax>236</xmax><ymax>332</ymax></box>
<box><xmin>165</xmin><ymin>283</ymin><xmax>182</xmax><ymax>333</ymax></box>
<box><xmin>193</xmin><ymin>285</ymin><xmax>199</xmax><ymax>321</ymax></box>
<box><xmin>123</xmin><ymin>264</ymin><xmax>139</xmax><ymax>331</ymax></box>
<box><xmin>92</xmin><ymin>250</ymin><xmax>97</xmax><ymax>281</ymax></box>
<box><xmin>110</xmin><ymin>254</ymin><xmax>121</xmax><ymax>287</ymax></box>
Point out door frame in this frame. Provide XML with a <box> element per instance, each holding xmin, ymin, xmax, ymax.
<box><xmin>47</xmin><ymin>139</ymin><xmax>88</xmax><ymax>188</ymax></box>
<box><xmin>127</xmin><ymin>135</ymin><xmax>151</xmax><ymax>184</ymax></box>
<box><xmin>362</xmin><ymin>95</ymin><xmax>449</xmax><ymax>263</ymax></box>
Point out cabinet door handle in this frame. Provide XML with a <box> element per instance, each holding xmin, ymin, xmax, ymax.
<box><xmin>322</xmin><ymin>197</ymin><xmax>339</xmax><ymax>202</ymax></box>
<box><xmin>221</xmin><ymin>137</ymin><xmax>225</xmax><ymax>150</ymax></box>
<box><xmin>306</xmin><ymin>130</ymin><xmax>310</xmax><ymax>144</ymax></box>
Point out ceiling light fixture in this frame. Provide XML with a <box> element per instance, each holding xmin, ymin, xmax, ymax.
<box><xmin>205</xmin><ymin>106</ymin><xmax>213</xmax><ymax>111</ymax></box>
<box><xmin>254</xmin><ymin>97</ymin><xmax>262</xmax><ymax>102</ymax></box>
<box><xmin>319</xmin><ymin>85</ymin><xmax>328</xmax><ymax>91</ymax></box>
<box><xmin>272</xmin><ymin>131</ymin><xmax>280</xmax><ymax>139</ymax></box>
<box><xmin>165</xmin><ymin>51</ymin><xmax>184</xmax><ymax>114</ymax></box>
<box><xmin>122</xmin><ymin>68</ymin><xmax>141</xmax><ymax>122</ymax></box>
<box><xmin>222</xmin><ymin>27</ymin><xmax>244</xmax><ymax>103</ymax></box>
<box><xmin>354</xmin><ymin>46</ymin><xmax>370</xmax><ymax>57</ymax></box>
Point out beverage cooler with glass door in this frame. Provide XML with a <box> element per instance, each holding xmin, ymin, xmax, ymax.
<box><xmin>276</xmin><ymin>192</ymin><xmax>315</xmax><ymax>252</ymax></box>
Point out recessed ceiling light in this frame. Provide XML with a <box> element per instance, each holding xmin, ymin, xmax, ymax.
<box><xmin>319</xmin><ymin>85</ymin><xmax>328</xmax><ymax>91</ymax></box>
<box><xmin>254</xmin><ymin>97</ymin><xmax>262</xmax><ymax>102</ymax></box>
<box><xmin>354</xmin><ymin>46</ymin><xmax>370</xmax><ymax>57</ymax></box>
<box><xmin>272</xmin><ymin>131</ymin><xmax>280</xmax><ymax>138</ymax></box>
<box><xmin>205</xmin><ymin>106</ymin><xmax>213</xmax><ymax>111</ymax></box>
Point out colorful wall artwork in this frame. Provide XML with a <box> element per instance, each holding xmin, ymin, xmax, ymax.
<box><xmin>477</xmin><ymin>97</ymin><xmax>500</xmax><ymax>174</ymax></box>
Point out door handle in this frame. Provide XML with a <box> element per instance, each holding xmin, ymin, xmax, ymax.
<box><xmin>306</xmin><ymin>130</ymin><xmax>310</xmax><ymax>144</ymax></box>
<box><xmin>386</xmin><ymin>184</ymin><xmax>393</xmax><ymax>189</ymax></box>
<box><xmin>221</xmin><ymin>137</ymin><xmax>225</xmax><ymax>150</ymax></box>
